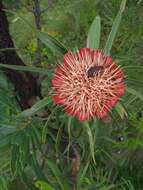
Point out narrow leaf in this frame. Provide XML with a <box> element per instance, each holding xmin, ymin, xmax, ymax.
<box><xmin>30</xmin><ymin>154</ymin><xmax>46</xmax><ymax>180</ymax></box>
<box><xmin>126</xmin><ymin>87</ymin><xmax>143</xmax><ymax>101</ymax></box>
<box><xmin>38</xmin><ymin>32</ymin><xmax>68</xmax><ymax>55</ymax></box>
<box><xmin>46</xmin><ymin>159</ymin><xmax>64</xmax><ymax>190</ymax></box>
<box><xmin>11</xmin><ymin>145</ymin><xmax>19</xmax><ymax>176</ymax></box>
<box><xmin>104</xmin><ymin>0</ymin><xmax>127</xmax><ymax>55</ymax></box>
<box><xmin>18</xmin><ymin>97</ymin><xmax>52</xmax><ymax>118</ymax></box>
<box><xmin>77</xmin><ymin>159</ymin><xmax>90</xmax><ymax>188</ymax></box>
<box><xmin>0</xmin><ymin>64</ymin><xmax>51</xmax><ymax>76</ymax></box>
<box><xmin>87</xmin><ymin>16</ymin><xmax>101</xmax><ymax>49</ymax></box>
<box><xmin>42</xmin><ymin>107</ymin><xmax>57</xmax><ymax>143</ymax></box>
<box><xmin>115</xmin><ymin>102</ymin><xmax>128</xmax><ymax>119</ymax></box>
<box><xmin>0</xmin><ymin>177</ymin><xmax>8</xmax><ymax>190</ymax></box>
<box><xmin>123</xmin><ymin>66</ymin><xmax>143</xmax><ymax>70</ymax></box>
<box><xmin>126</xmin><ymin>79</ymin><xmax>143</xmax><ymax>88</ymax></box>
<box><xmin>46</xmin><ymin>159</ymin><xmax>70</xmax><ymax>190</ymax></box>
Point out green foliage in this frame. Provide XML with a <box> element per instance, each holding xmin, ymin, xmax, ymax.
<box><xmin>18</xmin><ymin>97</ymin><xmax>52</xmax><ymax>118</ymax></box>
<box><xmin>104</xmin><ymin>0</ymin><xmax>127</xmax><ymax>55</ymax></box>
<box><xmin>0</xmin><ymin>176</ymin><xmax>8</xmax><ymax>190</ymax></box>
<box><xmin>87</xmin><ymin>16</ymin><xmax>101</xmax><ymax>49</ymax></box>
<box><xmin>0</xmin><ymin>0</ymin><xmax>143</xmax><ymax>190</ymax></box>
<box><xmin>0</xmin><ymin>64</ymin><xmax>52</xmax><ymax>76</ymax></box>
<box><xmin>35</xmin><ymin>180</ymin><xmax>55</xmax><ymax>190</ymax></box>
<box><xmin>38</xmin><ymin>32</ymin><xmax>68</xmax><ymax>55</ymax></box>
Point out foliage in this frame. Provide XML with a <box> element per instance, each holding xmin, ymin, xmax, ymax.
<box><xmin>0</xmin><ymin>0</ymin><xmax>143</xmax><ymax>190</ymax></box>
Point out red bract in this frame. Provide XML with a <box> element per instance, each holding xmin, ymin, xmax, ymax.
<box><xmin>52</xmin><ymin>48</ymin><xmax>125</xmax><ymax>121</ymax></box>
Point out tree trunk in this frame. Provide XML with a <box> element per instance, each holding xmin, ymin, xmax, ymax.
<box><xmin>0</xmin><ymin>1</ymin><xmax>41</xmax><ymax>109</ymax></box>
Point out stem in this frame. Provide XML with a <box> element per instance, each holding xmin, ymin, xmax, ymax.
<box><xmin>33</xmin><ymin>0</ymin><xmax>43</xmax><ymax>66</ymax></box>
<box><xmin>84</xmin><ymin>121</ymin><xmax>96</xmax><ymax>164</ymax></box>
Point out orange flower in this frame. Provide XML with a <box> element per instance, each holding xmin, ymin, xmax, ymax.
<box><xmin>52</xmin><ymin>48</ymin><xmax>125</xmax><ymax>121</ymax></box>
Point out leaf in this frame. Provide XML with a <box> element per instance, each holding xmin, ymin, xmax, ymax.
<box><xmin>104</xmin><ymin>0</ymin><xmax>127</xmax><ymax>55</ymax></box>
<box><xmin>20</xmin><ymin>172</ymin><xmax>36</xmax><ymax>190</ymax></box>
<box><xmin>87</xmin><ymin>16</ymin><xmax>101</xmax><ymax>49</ymax></box>
<box><xmin>0</xmin><ymin>48</ymin><xmax>17</xmax><ymax>52</ymax></box>
<box><xmin>46</xmin><ymin>159</ymin><xmax>70</xmax><ymax>190</ymax></box>
<box><xmin>115</xmin><ymin>102</ymin><xmax>128</xmax><ymax>119</ymax></box>
<box><xmin>0</xmin><ymin>73</ymin><xmax>9</xmax><ymax>90</ymax></box>
<box><xmin>46</xmin><ymin>159</ymin><xmax>64</xmax><ymax>189</ymax></box>
<box><xmin>35</xmin><ymin>181</ymin><xmax>55</xmax><ymax>190</ymax></box>
<box><xmin>55</xmin><ymin>125</ymin><xmax>63</xmax><ymax>157</ymax></box>
<box><xmin>0</xmin><ymin>135</ymin><xmax>11</xmax><ymax>152</ymax></box>
<box><xmin>0</xmin><ymin>64</ymin><xmax>51</xmax><ymax>76</ymax></box>
<box><xmin>11</xmin><ymin>145</ymin><xmax>19</xmax><ymax>175</ymax></box>
<box><xmin>19</xmin><ymin>134</ymin><xmax>30</xmax><ymax>170</ymax></box>
<box><xmin>77</xmin><ymin>159</ymin><xmax>90</xmax><ymax>188</ymax></box>
<box><xmin>0</xmin><ymin>177</ymin><xmax>8</xmax><ymax>190</ymax></box>
<box><xmin>4</xmin><ymin>9</ymin><xmax>35</xmax><ymax>32</ymax></box>
<box><xmin>126</xmin><ymin>87</ymin><xmax>143</xmax><ymax>101</ymax></box>
<box><xmin>18</xmin><ymin>97</ymin><xmax>52</xmax><ymax>118</ymax></box>
<box><xmin>123</xmin><ymin>65</ymin><xmax>143</xmax><ymax>70</ymax></box>
<box><xmin>0</xmin><ymin>124</ymin><xmax>18</xmax><ymax>135</ymax></box>
<box><xmin>38</xmin><ymin>32</ymin><xmax>68</xmax><ymax>55</ymax></box>
<box><xmin>30</xmin><ymin>154</ymin><xmax>46</xmax><ymax>180</ymax></box>
<box><xmin>84</xmin><ymin>121</ymin><xmax>96</xmax><ymax>164</ymax></box>
<box><xmin>42</xmin><ymin>107</ymin><xmax>58</xmax><ymax>143</ymax></box>
<box><xmin>126</xmin><ymin>79</ymin><xmax>143</xmax><ymax>88</ymax></box>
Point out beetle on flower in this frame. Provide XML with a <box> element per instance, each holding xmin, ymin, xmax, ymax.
<box><xmin>52</xmin><ymin>48</ymin><xmax>125</xmax><ymax>121</ymax></box>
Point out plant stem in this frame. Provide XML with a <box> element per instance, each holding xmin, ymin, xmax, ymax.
<box><xmin>33</xmin><ymin>0</ymin><xmax>43</xmax><ymax>66</ymax></box>
<box><xmin>84</xmin><ymin>121</ymin><xmax>96</xmax><ymax>164</ymax></box>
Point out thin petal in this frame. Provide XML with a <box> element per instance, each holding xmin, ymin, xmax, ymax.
<box><xmin>76</xmin><ymin>110</ymin><xmax>90</xmax><ymax>121</ymax></box>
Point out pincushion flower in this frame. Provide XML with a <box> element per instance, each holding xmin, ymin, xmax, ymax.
<box><xmin>52</xmin><ymin>48</ymin><xmax>125</xmax><ymax>121</ymax></box>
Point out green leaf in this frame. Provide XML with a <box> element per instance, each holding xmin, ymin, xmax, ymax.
<box><xmin>42</xmin><ymin>107</ymin><xmax>58</xmax><ymax>143</ymax></box>
<box><xmin>84</xmin><ymin>121</ymin><xmax>96</xmax><ymax>164</ymax></box>
<box><xmin>18</xmin><ymin>97</ymin><xmax>52</xmax><ymax>118</ymax></box>
<box><xmin>77</xmin><ymin>159</ymin><xmax>90</xmax><ymax>188</ymax></box>
<box><xmin>46</xmin><ymin>159</ymin><xmax>64</xmax><ymax>189</ymax></box>
<box><xmin>115</xmin><ymin>102</ymin><xmax>128</xmax><ymax>119</ymax></box>
<box><xmin>19</xmin><ymin>134</ymin><xmax>30</xmax><ymax>170</ymax></box>
<box><xmin>46</xmin><ymin>159</ymin><xmax>70</xmax><ymax>190</ymax></box>
<box><xmin>35</xmin><ymin>181</ymin><xmax>55</xmax><ymax>190</ymax></box>
<box><xmin>11</xmin><ymin>145</ymin><xmax>19</xmax><ymax>175</ymax></box>
<box><xmin>126</xmin><ymin>87</ymin><xmax>143</xmax><ymax>101</ymax></box>
<box><xmin>104</xmin><ymin>0</ymin><xmax>127</xmax><ymax>55</ymax></box>
<box><xmin>30</xmin><ymin>154</ymin><xmax>46</xmax><ymax>180</ymax></box>
<box><xmin>123</xmin><ymin>65</ymin><xmax>143</xmax><ymax>70</ymax></box>
<box><xmin>0</xmin><ymin>135</ymin><xmax>11</xmax><ymax>152</ymax></box>
<box><xmin>126</xmin><ymin>79</ymin><xmax>143</xmax><ymax>88</ymax></box>
<box><xmin>38</xmin><ymin>32</ymin><xmax>68</xmax><ymax>55</ymax></box>
<box><xmin>20</xmin><ymin>172</ymin><xmax>36</xmax><ymax>190</ymax></box>
<box><xmin>0</xmin><ymin>64</ymin><xmax>51</xmax><ymax>76</ymax></box>
<box><xmin>0</xmin><ymin>73</ymin><xmax>9</xmax><ymax>90</ymax></box>
<box><xmin>0</xmin><ymin>177</ymin><xmax>8</xmax><ymax>190</ymax></box>
<box><xmin>87</xmin><ymin>16</ymin><xmax>101</xmax><ymax>49</ymax></box>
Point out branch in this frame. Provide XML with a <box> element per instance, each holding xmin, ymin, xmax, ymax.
<box><xmin>32</xmin><ymin>0</ymin><xmax>43</xmax><ymax>66</ymax></box>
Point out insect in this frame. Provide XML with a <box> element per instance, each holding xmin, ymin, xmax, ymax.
<box><xmin>87</xmin><ymin>65</ymin><xmax>104</xmax><ymax>78</ymax></box>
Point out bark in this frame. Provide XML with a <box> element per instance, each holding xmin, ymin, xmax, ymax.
<box><xmin>0</xmin><ymin>1</ymin><xmax>41</xmax><ymax>109</ymax></box>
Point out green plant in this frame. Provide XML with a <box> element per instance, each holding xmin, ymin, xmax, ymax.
<box><xmin>0</xmin><ymin>0</ymin><xmax>143</xmax><ymax>189</ymax></box>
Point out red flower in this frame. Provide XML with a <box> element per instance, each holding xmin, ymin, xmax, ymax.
<box><xmin>52</xmin><ymin>48</ymin><xmax>125</xmax><ymax>121</ymax></box>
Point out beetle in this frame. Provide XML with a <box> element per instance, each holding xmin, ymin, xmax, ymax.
<box><xmin>87</xmin><ymin>65</ymin><xmax>104</xmax><ymax>78</ymax></box>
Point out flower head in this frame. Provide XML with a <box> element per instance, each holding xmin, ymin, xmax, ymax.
<box><xmin>52</xmin><ymin>48</ymin><xmax>125</xmax><ymax>121</ymax></box>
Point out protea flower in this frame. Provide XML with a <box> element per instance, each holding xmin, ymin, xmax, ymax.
<box><xmin>52</xmin><ymin>48</ymin><xmax>125</xmax><ymax>121</ymax></box>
